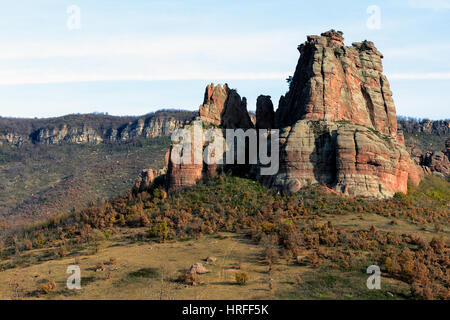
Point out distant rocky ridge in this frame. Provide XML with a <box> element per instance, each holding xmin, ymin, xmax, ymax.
<box><xmin>398</xmin><ymin>119</ymin><xmax>449</xmax><ymax>137</ymax></box>
<box><xmin>397</xmin><ymin>118</ymin><xmax>449</xmax><ymax>178</ymax></box>
<box><xmin>0</xmin><ymin>110</ymin><xmax>196</xmax><ymax>146</ymax></box>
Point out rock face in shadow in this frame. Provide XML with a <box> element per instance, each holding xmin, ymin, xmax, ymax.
<box><xmin>262</xmin><ymin>31</ymin><xmax>423</xmax><ymax>198</ymax></box>
<box><xmin>133</xmin><ymin>169</ymin><xmax>156</xmax><ymax>193</ymax></box>
<box><xmin>404</xmin><ymin>136</ymin><xmax>450</xmax><ymax>179</ymax></box>
<box><xmin>420</xmin><ymin>139</ymin><xmax>450</xmax><ymax>178</ymax></box>
<box><xmin>167</xmin><ymin>83</ymin><xmax>254</xmax><ymax>191</ymax></box>
<box><xmin>199</xmin><ymin>83</ymin><xmax>254</xmax><ymax>129</ymax></box>
<box><xmin>256</xmin><ymin>95</ymin><xmax>275</xmax><ymax>129</ymax></box>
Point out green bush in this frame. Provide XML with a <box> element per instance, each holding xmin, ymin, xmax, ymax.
<box><xmin>393</xmin><ymin>192</ymin><xmax>407</xmax><ymax>200</ymax></box>
<box><xmin>235</xmin><ymin>271</ymin><xmax>249</xmax><ymax>285</ymax></box>
<box><xmin>148</xmin><ymin>221</ymin><xmax>169</xmax><ymax>242</ymax></box>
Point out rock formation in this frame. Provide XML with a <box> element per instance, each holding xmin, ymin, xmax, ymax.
<box><xmin>275</xmin><ymin>31</ymin><xmax>398</xmax><ymax>139</ymax></box>
<box><xmin>166</xmin><ymin>83</ymin><xmax>254</xmax><ymax>191</ymax></box>
<box><xmin>398</xmin><ymin>119</ymin><xmax>449</xmax><ymax>137</ymax></box>
<box><xmin>133</xmin><ymin>169</ymin><xmax>156</xmax><ymax>193</ymax></box>
<box><xmin>262</xmin><ymin>30</ymin><xmax>423</xmax><ymax>198</ymax></box>
<box><xmin>166</xmin><ymin>122</ymin><xmax>208</xmax><ymax>191</ymax></box>
<box><xmin>32</xmin><ymin>125</ymin><xmax>104</xmax><ymax>145</ymax></box>
<box><xmin>399</xmin><ymin>118</ymin><xmax>449</xmax><ymax>178</ymax></box>
<box><xmin>0</xmin><ymin>132</ymin><xmax>24</xmax><ymax>146</ymax></box>
<box><xmin>256</xmin><ymin>95</ymin><xmax>275</xmax><ymax>129</ymax></box>
<box><xmin>416</xmin><ymin>138</ymin><xmax>450</xmax><ymax>178</ymax></box>
<box><xmin>161</xmin><ymin>31</ymin><xmax>441</xmax><ymax>197</ymax></box>
<box><xmin>199</xmin><ymin>83</ymin><xmax>253</xmax><ymax>129</ymax></box>
<box><xmin>0</xmin><ymin>111</ymin><xmax>195</xmax><ymax>146</ymax></box>
<box><xmin>113</xmin><ymin>115</ymin><xmax>188</xmax><ymax>142</ymax></box>
<box><xmin>421</xmin><ymin>150</ymin><xmax>449</xmax><ymax>178</ymax></box>
<box><xmin>262</xmin><ymin>120</ymin><xmax>411</xmax><ymax>197</ymax></box>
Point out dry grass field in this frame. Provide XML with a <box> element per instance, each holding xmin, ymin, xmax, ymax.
<box><xmin>1</xmin><ymin>208</ymin><xmax>445</xmax><ymax>300</ymax></box>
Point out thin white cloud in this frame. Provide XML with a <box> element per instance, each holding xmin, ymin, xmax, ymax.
<box><xmin>0</xmin><ymin>32</ymin><xmax>300</xmax><ymax>61</ymax></box>
<box><xmin>388</xmin><ymin>72</ymin><xmax>450</xmax><ymax>79</ymax></box>
<box><xmin>0</xmin><ymin>31</ymin><xmax>299</xmax><ymax>85</ymax></box>
<box><xmin>2</xmin><ymin>32</ymin><xmax>449</xmax><ymax>85</ymax></box>
<box><xmin>0</xmin><ymin>71</ymin><xmax>291</xmax><ymax>85</ymax></box>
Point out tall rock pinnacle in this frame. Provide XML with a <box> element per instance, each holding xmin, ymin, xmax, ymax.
<box><xmin>275</xmin><ymin>30</ymin><xmax>398</xmax><ymax>138</ymax></box>
<box><xmin>199</xmin><ymin>83</ymin><xmax>253</xmax><ymax>129</ymax></box>
<box><xmin>262</xmin><ymin>30</ymin><xmax>423</xmax><ymax>198</ymax></box>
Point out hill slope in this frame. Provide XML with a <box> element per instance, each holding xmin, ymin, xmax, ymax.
<box><xmin>0</xmin><ymin>174</ymin><xmax>448</xmax><ymax>300</ymax></box>
<box><xmin>0</xmin><ymin>110</ymin><xmax>196</xmax><ymax>228</ymax></box>
<box><xmin>0</xmin><ymin>137</ymin><xmax>171</xmax><ymax>228</ymax></box>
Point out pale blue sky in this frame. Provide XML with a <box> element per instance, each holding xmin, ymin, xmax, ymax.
<box><xmin>0</xmin><ymin>0</ymin><xmax>449</xmax><ymax>119</ymax></box>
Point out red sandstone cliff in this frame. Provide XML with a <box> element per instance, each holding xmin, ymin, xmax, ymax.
<box><xmin>166</xmin><ymin>83</ymin><xmax>252</xmax><ymax>191</ymax></box>
<box><xmin>262</xmin><ymin>30</ymin><xmax>423</xmax><ymax>198</ymax></box>
<box><xmin>275</xmin><ymin>31</ymin><xmax>398</xmax><ymax>139</ymax></box>
<box><xmin>199</xmin><ymin>83</ymin><xmax>253</xmax><ymax>129</ymax></box>
<box><xmin>141</xmin><ymin>30</ymin><xmax>430</xmax><ymax>198</ymax></box>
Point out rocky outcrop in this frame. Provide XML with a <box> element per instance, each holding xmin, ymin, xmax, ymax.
<box><xmin>166</xmin><ymin>121</ymin><xmax>220</xmax><ymax>191</ymax></box>
<box><xmin>166</xmin><ymin>126</ymin><xmax>207</xmax><ymax>191</ymax></box>
<box><xmin>398</xmin><ymin>119</ymin><xmax>449</xmax><ymax>137</ymax></box>
<box><xmin>163</xmin><ymin>31</ymin><xmax>435</xmax><ymax>197</ymax></box>
<box><xmin>422</xmin><ymin>151</ymin><xmax>449</xmax><ymax>178</ymax></box>
<box><xmin>261</xmin><ymin>120</ymin><xmax>411</xmax><ymax>198</ymax></box>
<box><xmin>133</xmin><ymin>169</ymin><xmax>156</xmax><ymax>193</ymax></box>
<box><xmin>256</xmin><ymin>95</ymin><xmax>275</xmax><ymax>129</ymax></box>
<box><xmin>199</xmin><ymin>84</ymin><xmax>228</xmax><ymax>125</ymax></box>
<box><xmin>275</xmin><ymin>31</ymin><xmax>398</xmax><ymax>138</ymax></box>
<box><xmin>199</xmin><ymin>83</ymin><xmax>253</xmax><ymax>129</ymax></box>
<box><xmin>261</xmin><ymin>31</ymin><xmax>422</xmax><ymax>198</ymax></box>
<box><xmin>415</xmin><ymin>139</ymin><xmax>450</xmax><ymax>178</ymax></box>
<box><xmin>0</xmin><ymin>132</ymin><xmax>24</xmax><ymax>146</ymax></box>
<box><xmin>133</xmin><ymin>166</ymin><xmax>169</xmax><ymax>194</ymax></box>
<box><xmin>0</xmin><ymin>111</ymin><xmax>195</xmax><ymax>146</ymax></box>
<box><xmin>112</xmin><ymin>115</ymin><xmax>188</xmax><ymax>142</ymax></box>
<box><xmin>400</xmin><ymin>117</ymin><xmax>449</xmax><ymax>178</ymax></box>
<box><xmin>32</xmin><ymin>125</ymin><xmax>103</xmax><ymax>145</ymax></box>
<box><xmin>166</xmin><ymin>83</ymin><xmax>254</xmax><ymax>191</ymax></box>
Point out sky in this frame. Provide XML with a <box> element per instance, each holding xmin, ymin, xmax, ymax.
<box><xmin>0</xmin><ymin>0</ymin><xmax>449</xmax><ymax>119</ymax></box>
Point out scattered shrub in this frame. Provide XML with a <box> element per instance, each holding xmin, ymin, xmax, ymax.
<box><xmin>235</xmin><ymin>271</ymin><xmax>249</xmax><ymax>285</ymax></box>
<box><xmin>177</xmin><ymin>270</ymin><xmax>199</xmax><ymax>286</ymax></box>
<box><xmin>39</xmin><ymin>279</ymin><xmax>56</xmax><ymax>294</ymax></box>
